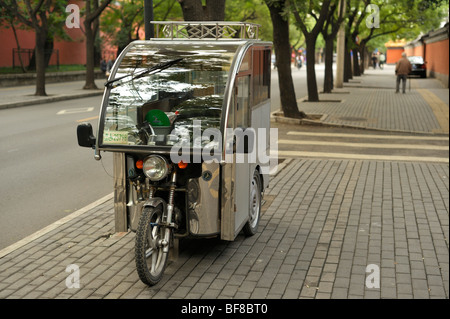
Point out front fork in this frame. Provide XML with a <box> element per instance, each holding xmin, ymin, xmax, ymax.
<box><xmin>162</xmin><ymin>170</ymin><xmax>177</xmax><ymax>253</ymax></box>
<box><xmin>141</xmin><ymin>170</ymin><xmax>177</xmax><ymax>253</ymax></box>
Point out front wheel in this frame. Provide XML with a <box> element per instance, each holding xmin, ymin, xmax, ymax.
<box><xmin>135</xmin><ymin>206</ymin><xmax>169</xmax><ymax>286</ymax></box>
<box><xmin>243</xmin><ymin>171</ymin><xmax>262</xmax><ymax>236</ymax></box>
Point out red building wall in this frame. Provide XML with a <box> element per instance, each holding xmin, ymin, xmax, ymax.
<box><xmin>386</xmin><ymin>47</ymin><xmax>404</xmax><ymax>64</ymax></box>
<box><xmin>0</xmin><ymin>0</ymin><xmax>90</xmax><ymax>68</ymax></box>
<box><xmin>404</xmin><ymin>44</ymin><xmax>425</xmax><ymax>58</ymax></box>
<box><xmin>425</xmin><ymin>38</ymin><xmax>449</xmax><ymax>77</ymax></box>
<box><xmin>404</xmin><ymin>24</ymin><xmax>449</xmax><ymax>87</ymax></box>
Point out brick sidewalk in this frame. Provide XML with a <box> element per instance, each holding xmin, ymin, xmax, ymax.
<box><xmin>296</xmin><ymin>65</ymin><xmax>449</xmax><ymax>134</ymax></box>
<box><xmin>0</xmin><ymin>80</ymin><xmax>104</xmax><ymax>109</ymax></box>
<box><xmin>0</xmin><ymin>158</ymin><xmax>448</xmax><ymax>299</ymax></box>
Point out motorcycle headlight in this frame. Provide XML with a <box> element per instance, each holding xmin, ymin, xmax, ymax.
<box><xmin>143</xmin><ymin>155</ymin><xmax>170</xmax><ymax>181</ymax></box>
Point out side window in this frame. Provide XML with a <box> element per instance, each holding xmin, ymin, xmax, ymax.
<box><xmin>236</xmin><ymin>75</ymin><xmax>250</xmax><ymax>128</ymax></box>
<box><xmin>231</xmin><ymin>49</ymin><xmax>252</xmax><ymax>129</ymax></box>
<box><xmin>263</xmin><ymin>49</ymin><xmax>271</xmax><ymax>99</ymax></box>
<box><xmin>252</xmin><ymin>48</ymin><xmax>271</xmax><ymax>106</ymax></box>
<box><xmin>252</xmin><ymin>49</ymin><xmax>262</xmax><ymax>105</ymax></box>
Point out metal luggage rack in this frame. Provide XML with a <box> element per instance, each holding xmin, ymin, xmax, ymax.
<box><xmin>151</xmin><ymin>21</ymin><xmax>261</xmax><ymax>40</ymax></box>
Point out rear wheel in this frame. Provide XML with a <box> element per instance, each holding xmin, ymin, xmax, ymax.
<box><xmin>243</xmin><ymin>170</ymin><xmax>262</xmax><ymax>236</ymax></box>
<box><xmin>135</xmin><ymin>206</ymin><xmax>169</xmax><ymax>286</ymax></box>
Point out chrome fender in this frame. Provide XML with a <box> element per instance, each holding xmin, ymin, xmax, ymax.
<box><xmin>143</xmin><ymin>197</ymin><xmax>167</xmax><ymax>213</ymax></box>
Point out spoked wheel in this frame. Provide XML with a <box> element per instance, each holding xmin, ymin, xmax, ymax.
<box><xmin>135</xmin><ymin>206</ymin><xmax>169</xmax><ymax>286</ymax></box>
<box><xmin>243</xmin><ymin>170</ymin><xmax>262</xmax><ymax>236</ymax></box>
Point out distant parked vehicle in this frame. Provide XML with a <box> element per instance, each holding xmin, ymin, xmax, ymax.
<box><xmin>407</xmin><ymin>56</ymin><xmax>427</xmax><ymax>78</ymax></box>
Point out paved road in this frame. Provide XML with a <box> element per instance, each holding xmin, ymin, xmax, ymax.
<box><xmin>0</xmin><ymin>96</ymin><xmax>113</xmax><ymax>250</ymax></box>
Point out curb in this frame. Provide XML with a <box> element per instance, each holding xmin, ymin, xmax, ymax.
<box><xmin>0</xmin><ymin>91</ymin><xmax>104</xmax><ymax>110</ymax></box>
<box><xmin>0</xmin><ymin>193</ymin><xmax>113</xmax><ymax>259</ymax></box>
<box><xmin>271</xmin><ymin>110</ymin><xmax>327</xmax><ymax>126</ymax></box>
<box><xmin>271</xmin><ymin>109</ymin><xmax>449</xmax><ymax>136</ymax></box>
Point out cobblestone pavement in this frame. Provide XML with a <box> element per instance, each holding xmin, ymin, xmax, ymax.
<box><xmin>0</xmin><ymin>158</ymin><xmax>447</xmax><ymax>299</ymax></box>
<box><xmin>297</xmin><ymin>65</ymin><xmax>449</xmax><ymax>134</ymax></box>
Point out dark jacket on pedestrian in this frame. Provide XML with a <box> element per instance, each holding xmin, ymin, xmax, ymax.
<box><xmin>395</xmin><ymin>57</ymin><xmax>412</xmax><ymax>76</ymax></box>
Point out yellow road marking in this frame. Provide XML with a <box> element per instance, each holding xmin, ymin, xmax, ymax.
<box><xmin>76</xmin><ymin>116</ymin><xmax>99</xmax><ymax>123</ymax></box>
<box><xmin>416</xmin><ymin>88</ymin><xmax>449</xmax><ymax>133</ymax></box>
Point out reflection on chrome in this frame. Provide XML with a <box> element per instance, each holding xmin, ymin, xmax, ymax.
<box><xmin>103</xmin><ymin>43</ymin><xmax>235</xmax><ymax>148</ymax></box>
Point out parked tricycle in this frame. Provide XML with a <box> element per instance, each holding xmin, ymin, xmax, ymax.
<box><xmin>77</xmin><ymin>21</ymin><xmax>273</xmax><ymax>286</ymax></box>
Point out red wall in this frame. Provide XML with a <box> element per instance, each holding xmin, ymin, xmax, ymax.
<box><xmin>0</xmin><ymin>0</ymin><xmax>90</xmax><ymax>68</ymax></box>
<box><xmin>404</xmin><ymin>45</ymin><xmax>425</xmax><ymax>58</ymax></box>
<box><xmin>426</xmin><ymin>38</ymin><xmax>449</xmax><ymax>76</ymax></box>
<box><xmin>386</xmin><ymin>47</ymin><xmax>404</xmax><ymax>64</ymax></box>
<box><xmin>403</xmin><ymin>30</ymin><xmax>449</xmax><ymax>87</ymax></box>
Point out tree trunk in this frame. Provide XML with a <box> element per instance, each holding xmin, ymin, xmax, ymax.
<box><xmin>359</xmin><ymin>45</ymin><xmax>366</xmax><ymax>74</ymax></box>
<box><xmin>34</xmin><ymin>29</ymin><xmax>47</xmax><ymax>96</ymax></box>
<box><xmin>204</xmin><ymin>0</ymin><xmax>225</xmax><ymax>20</ymax></box>
<box><xmin>305</xmin><ymin>36</ymin><xmax>319</xmax><ymax>102</ymax></box>
<box><xmin>178</xmin><ymin>0</ymin><xmax>226</xmax><ymax>20</ymax></box>
<box><xmin>178</xmin><ymin>0</ymin><xmax>204</xmax><ymax>20</ymax></box>
<box><xmin>352</xmin><ymin>47</ymin><xmax>360</xmax><ymax>76</ymax></box>
<box><xmin>266</xmin><ymin>0</ymin><xmax>304</xmax><ymax>119</ymax></box>
<box><xmin>323</xmin><ymin>35</ymin><xmax>334</xmax><ymax>93</ymax></box>
<box><xmin>83</xmin><ymin>0</ymin><xmax>112</xmax><ymax>90</ymax></box>
<box><xmin>343</xmin><ymin>40</ymin><xmax>352</xmax><ymax>82</ymax></box>
<box><xmin>84</xmin><ymin>21</ymin><xmax>97</xmax><ymax>89</ymax></box>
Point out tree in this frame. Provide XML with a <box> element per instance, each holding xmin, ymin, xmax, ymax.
<box><xmin>0</xmin><ymin>0</ymin><xmax>66</xmax><ymax>96</ymax></box>
<box><xmin>321</xmin><ymin>2</ymin><xmax>344</xmax><ymax>93</ymax></box>
<box><xmin>101</xmin><ymin>0</ymin><xmax>181</xmax><ymax>55</ymax></box>
<box><xmin>265</xmin><ymin>0</ymin><xmax>305</xmax><ymax>118</ymax></box>
<box><xmin>289</xmin><ymin>0</ymin><xmax>332</xmax><ymax>102</ymax></box>
<box><xmin>225</xmin><ymin>0</ymin><xmax>274</xmax><ymax>40</ymax></box>
<box><xmin>101</xmin><ymin>0</ymin><xmax>144</xmax><ymax>55</ymax></box>
<box><xmin>83</xmin><ymin>0</ymin><xmax>112</xmax><ymax>90</ymax></box>
<box><xmin>177</xmin><ymin>0</ymin><xmax>226</xmax><ymax>20</ymax></box>
<box><xmin>348</xmin><ymin>0</ymin><xmax>448</xmax><ymax>76</ymax></box>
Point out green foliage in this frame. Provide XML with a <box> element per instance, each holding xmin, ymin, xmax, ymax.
<box><xmin>225</xmin><ymin>0</ymin><xmax>274</xmax><ymax>41</ymax></box>
<box><xmin>349</xmin><ymin>0</ymin><xmax>448</xmax><ymax>52</ymax></box>
<box><xmin>0</xmin><ymin>0</ymin><xmax>71</xmax><ymax>40</ymax></box>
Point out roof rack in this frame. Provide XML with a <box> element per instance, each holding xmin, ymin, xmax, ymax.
<box><xmin>151</xmin><ymin>21</ymin><xmax>261</xmax><ymax>40</ymax></box>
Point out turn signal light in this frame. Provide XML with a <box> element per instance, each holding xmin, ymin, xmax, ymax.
<box><xmin>178</xmin><ymin>161</ymin><xmax>188</xmax><ymax>169</ymax></box>
<box><xmin>136</xmin><ymin>160</ymin><xmax>144</xmax><ymax>169</ymax></box>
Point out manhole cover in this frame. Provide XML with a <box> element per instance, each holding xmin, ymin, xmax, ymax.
<box><xmin>338</xmin><ymin>116</ymin><xmax>367</xmax><ymax>122</ymax></box>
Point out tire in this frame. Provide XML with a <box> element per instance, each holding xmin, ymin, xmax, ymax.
<box><xmin>135</xmin><ymin>206</ymin><xmax>169</xmax><ymax>286</ymax></box>
<box><xmin>243</xmin><ymin>170</ymin><xmax>262</xmax><ymax>236</ymax></box>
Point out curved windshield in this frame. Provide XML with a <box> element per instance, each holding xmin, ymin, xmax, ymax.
<box><xmin>101</xmin><ymin>42</ymin><xmax>238</xmax><ymax>149</ymax></box>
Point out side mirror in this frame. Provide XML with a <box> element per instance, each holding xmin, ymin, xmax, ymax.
<box><xmin>77</xmin><ymin>123</ymin><xmax>96</xmax><ymax>148</ymax></box>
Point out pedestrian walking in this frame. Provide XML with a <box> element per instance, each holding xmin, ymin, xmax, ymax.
<box><xmin>395</xmin><ymin>52</ymin><xmax>412</xmax><ymax>93</ymax></box>
<box><xmin>371</xmin><ymin>52</ymin><xmax>378</xmax><ymax>69</ymax></box>
<box><xmin>379</xmin><ymin>53</ymin><xmax>386</xmax><ymax>69</ymax></box>
<box><xmin>100</xmin><ymin>58</ymin><xmax>107</xmax><ymax>75</ymax></box>
<box><xmin>106</xmin><ymin>55</ymin><xmax>115</xmax><ymax>77</ymax></box>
